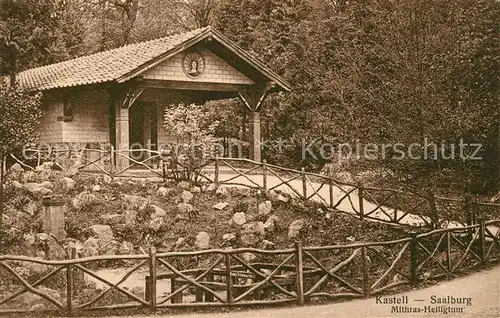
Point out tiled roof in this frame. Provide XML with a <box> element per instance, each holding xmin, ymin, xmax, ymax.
<box><xmin>16</xmin><ymin>26</ymin><xmax>291</xmax><ymax>92</ymax></box>
<box><xmin>17</xmin><ymin>27</ymin><xmax>210</xmax><ymax>91</ymax></box>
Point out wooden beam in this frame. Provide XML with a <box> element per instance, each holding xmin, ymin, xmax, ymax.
<box><xmin>140</xmin><ymin>79</ymin><xmax>253</xmax><ymax>92</ymax></box>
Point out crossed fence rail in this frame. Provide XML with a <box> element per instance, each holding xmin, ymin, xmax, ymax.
<box><xmin>7</xmin><ymin>149</ymin><xmax>500</xmax><ymax>228</ymax></box>
<box><xmin>0</xmin><ymin>219</ymin><xmax>499</xmax><ymax>315</ymax></box>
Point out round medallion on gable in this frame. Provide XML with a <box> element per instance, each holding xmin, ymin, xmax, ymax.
<box><xmin>182</xmin><ymin>51</ymin><xmax>205</xmax><ymax>78</ymax></box>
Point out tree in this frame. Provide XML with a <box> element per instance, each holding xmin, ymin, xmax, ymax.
<box><xmin>0</xmin><ymin>0</ymin><xmax>84</xmax><ymax>74</ymax></box>
<box><xmin>163</xmin><ymin>102</ymin><xmax>219</xmax><ymax>182</ymax></box>
<box><xmin>0</xmin><ymin>79</ymin><xmax>42</xmax><ymax>227</ymax></box>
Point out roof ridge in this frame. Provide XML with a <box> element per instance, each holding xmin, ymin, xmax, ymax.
<box><xmin>19</xmin><ymin>26</ymin><xmax>211</xmax><ymax>75</ymax></box>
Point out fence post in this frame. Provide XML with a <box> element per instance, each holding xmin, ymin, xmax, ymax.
<box><xmin>358</xmin><ymin>184</ymin><xmax>365</xmax><ymax>221</ymax></box>
<box><xmin>148</xmin><ymin>247</ymin><xmax>157</xmax><ymax>312</ymax></box>
<box><xmin>214</xmin><ymin>155</ymin><xmax>220</xmax><ymax>186</ymax></box>
<box><xmin>66</xmin><ymin>263</ymin><xmax>74</xmax><ymax>316</ymax></box>
<box><xmin>109</xmin><ymin>146</ymin><xmax>114</xmax><ymax>180</ymax></box>
<box><xmin>465</xmin><ymin>195</ymin><xmax>472</xmax><ymax>241</ymax></box>
<box><xmin>361</xmin><ymin>246</ymin><xmax>369</xmax><ymax>298</ymax></box>
<box><xmin>262</xmin><ymin>159</ymin><xmax>268</xmax><ymax>193</ymax></box>
<box><xmin>410</xmin><ymin>232</ymin><xmax>418</xmax><ymax>286</ymax></box>
<box><xmin>427</xmin><ymin>190</ymin><xmax>439</xmax><ymax>228</ymax></box>
<box><xmin>301</xmin><ymin>168</ymin><xmax>307</xmax><ymax>200</ymax></box>
<box><xmin>224</xmin><ymin>254</ymin><xmax>233</xmax><ymax>303</ymax></box>
<box><xmin>393</xmin><ymin>192</ymin><xmax>399</xmax><ymax>223</ymax></box>
<box><xmin>446</xmin><ymin>231</ymin><xmax>452</xmax><ymax>275</ymax></box>
<box><xmin>294</xmin><ymin>241</ymin><xmax>305</xmax><ymax>306</ymax></box>
<box><xmin>479</xmin><ymin>217</ymin><xmax>486</xmax><ymax>263</ymax></box>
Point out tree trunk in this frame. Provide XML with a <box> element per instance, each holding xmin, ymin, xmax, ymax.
<box><xmin>0</xmin><ymin>158</ymin><xmax>4</xmax><ymax>228</ymax></box>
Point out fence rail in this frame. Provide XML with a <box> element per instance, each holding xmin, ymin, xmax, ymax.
<box><xmin>0</xmin><ymin>219</ymin><xmax>498</xmax><ymax>315</ymax></box>
<box><xmin>6</xmin><ymin>149</ymin><xmax>500</xmax><ymax>228</ymax></box>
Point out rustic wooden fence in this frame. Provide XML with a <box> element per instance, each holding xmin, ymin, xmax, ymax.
<box><xmin>0</xmin><ymin>219</ymin><xmax>498</xmax><ymax>315</ymax></box>
<box><xmin>8</xmin><ymin>149</ymin><xmax>500</xmax><ymax>228</ymax></box>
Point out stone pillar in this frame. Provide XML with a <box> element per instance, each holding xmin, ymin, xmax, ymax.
<box><xmin>115</xmin><ymin>106</ymin><xmax>129</xmax><ymax>169</ymax></box>
<box><xmin>249</xmin><ymin>111</ymin><xmax>261</xmax><ymax>162</ymax></box>
<box><xmin>42</xmin><ymin>196</ymin><xmax>66</xmax><ymax>240</ymax></box>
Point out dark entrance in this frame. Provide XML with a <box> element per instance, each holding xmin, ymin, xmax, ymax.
<box><xmin>129</xmin><ymin>102</ymin><xmax>158</xmax><ymax>165</ymax></box>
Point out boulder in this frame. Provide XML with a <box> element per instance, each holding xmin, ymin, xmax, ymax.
<box><xmin>264</xmin><ymin>215</ymin><xmax>280</xmax><ymax>233</ymax></box>
<box><xmin>23</xmin><ymin>200</ymin><xmax>38</xmax><ymax>216</ymax></box>
<box><xmin>103</xmin><ymin>175</ymin><xmax>113</xmax><ymax>184</ymax></box>
<box><xmin>178</xmin><ymin>181</ymin><xmax>190</xmax><ymax>189</ymax></box>
<box><xmin>261</xmin><ymin>240</ymin><xmax>275</xmax><ymax>250</ymax></box>
<box><xmin>150</xmin><ymin>205</ymin><xmax>167</xmax><ymax>219</ymax></box>
<box><xmin>157</xmin><ymin>186</ymin><xmax>170</xmax><ymax>196</ymax></box>
<box><xmin>206</xmin><ymin>183</ymin><xmax>218</xmax><ymax>192</ymax></box>
<box><xmin>175</xmin><ymin>213</ymin><xmax>189</xmax><ymax>221</ymax></box>
<box><xmin>174</xmin><ymin>237</ymin><xmax>186</xmax><ymax>248</ymax></box>
<box><xmin>122</xmin><ymin>194</ymin><xmax>149</xmax><ymax>210</ymax></box>
<box><xmin>99</xmin><ymin>240</ymin><xmax>120</xmax><ymax>255</ymax></box>
<box><xmin>195</xmin><ymin>232</ymin><xmax>210</xmax><ymax>250</ymax></box>
<box><xmin>10</xmin><ymin>180</ymin><xmax>23</xmax><ymax>189</ymax></box>
<box><xmin>24</xmin><ymin>183</ymin><xmax>52</xmax><ymax>196</ymax></box>
<box><xmin>288</xmin><ymin>219</ymin><xmax>306</xmax><ymax>239</ymax></box>
<box><xmin>92</xmin><ymin>184</ymin><xmax>101</xmax><ymax>192</ymax></box>
<box><xmin>81</xmin><ymin>237</ymin><xmax>99</xmax><ymax>257</ymax></box>
<box><xmin>124</xmin><ymin>210</ymin><xmax>137</xmax><ymax>226</ymax></box>
<box><xmin>242</xmin><ymin>252</ymin><xmax>257</xmax><ymax>263</ymax></box>
<box><xmin>36</xmin><ymin>162</ymin><xmax>54</xmax><ymax>171</ymax></box>
<box><xmin>41</xmin><ymin>181</ymin><xmax>53</xmax><ymax>189</ymax></box>
<box><xmin>267</xmin><ymin>190</ymin><xmax>278</xmax><ymax>200</ymax></box>
<box><xmin>258</xmin><ymin>201</ymin><xmax>273</xmax><ymax>216</ymax></box>
<box><xmin>101</xmin><ymin>214</ymin><xmax>124</xmax><ymax>226</ymax></box>
<box><xmin>277</xmin><ymin>194</ymin><xmax>289</xmax><ymax>203</ymax></box>
<box><xmin>180</xmin><ymin>190</ymin><xmax>194</xmax><ymax>203</ymax></box>
<box><xmin>64</xmin><ymin>167</ymin><xmax>79</xmax><ymax>178</ymax></box>
<box><xmin>90</xmin><ymin>225</ymin><xmax>115</xmax><ymax>242</ymax></box>
<box><xmin>191</xmin><ymin>186</ymin><xmax>202</xmax><ymax>193</ymax></box>
<box><xmin>216</xmin><ymin>186</ymin><xmax>228</xmax><ymax>196</ymax></box>
<box><xmin>240</xmin><ymin>233</ymin><xmax>260</xmax><ymax>246</ymax></box>
<box><xmin>222</xmin><ymin>233</ymin><xmax>237</xmax><ymax>242</ymax></box>
<box><xmin>229</xmin><ymin>212</ymin><xmax>247</xmax><ymax>227</ymax></box>
<box><xmin>44</xmin><ymin>235</ymin><xmax>66</xmax><ymax>260</ymax></box>
<box><xmin>242</xmin><ymin>221</ymin><xmax>265</xmax><ymax>237</ymax></box>
<box><xmin>8</xmin><ymin>163</ymin><xmax>23</xmax><ymax>181</ymax></box>
<box><xmin>149</xmin><ymin>217</ymin><xmax>165</xmax><ymax>231</ymax></box>
<box><xmin>240</xmin><ymin>221</ymin><xmax>265</xmax><ymax>246</ymax></box>
<box><xmin>119</xmin><ymin>241</ymin><xmax>134</xmax><ymax>255</ymax></box>
<box><xmin>63</xmin><ymin>177</ymin><xmax>76</xmax><ymax>190</ymax></box>
<box><xmin>177</xmin><ymin>203</ymin><xmax>194</xmax><ymax>215</ymax></box>
<box><xmin>22</xmin><ymin>171</ymin><xmax>37</xmax><ymax>183</ymax></box>
<box><xmin>72</xmin><ymin>191</ymin><xmax>97</xmax><ymax>210</ymax></box>
<box><xmin>213</xmin><ymin>202</ymin><xmax>229</xmax><ymax>210</ymax></box>
<box><xmin>23</xmin><ymin>233</ymin><xmax>36</xmax><ymax>246</ymax></box>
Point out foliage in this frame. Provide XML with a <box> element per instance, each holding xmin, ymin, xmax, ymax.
<box><xmin>0</xmin><ymin>0</ymin><xmax>84</xmax><ymax>74</ymax></box>
<box><xmin>213</xmin><ymin>0</ymin><xmax>500</xmax><ymax>196</ymax></box>
<box><xmin>163</xmin><ymin>102</ymin><xmax>220</xmax><ymax>182</ymax></box>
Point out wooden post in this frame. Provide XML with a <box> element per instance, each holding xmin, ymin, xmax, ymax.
<box><xmin>225</xmin><ymin>254</ymin><xmax>233</xmax><ymax>303</ymax></box>
<box><xmin>410</xmin><ymin>232</ymin><xmax>418</xmax><ymax>286</ymax></box>
<box><xmin>66</xmin><ymin>263</ymin><xmax>74</xmax><ymax>316</ymax></box>
<box><xmin>479</xmin><ymin>217</ymin><xmax>486</xmax><ymax>263</ymax></box>
<box><xmin>465</xmin><ymin>195</ymin><xmax>472</xmax><ymax>241</ymax></box>
<box><xmin>329</xmin><ymin>178</ymin><xmax>334</xmax><ymax>208</ymax></box>
<box><xmin>109</xmin><ymin>146</ymin><xmax>114</xmax><ymax>180</ymax></box>
<box><xmin>358</xmin><ymin>184</ymin><xmax>365</xmax><ymax>221</ymax></box>
<box><xmin>427</xmin><ymin>189</ymin><xmax>439</xmax><ymax>229</ymax></box>
<box><xmin>214</xmin><ymin>155</ymin><xmax>219</xmax><ymax>186</ymax></box>
<box><xmin>205</xmin><ymin>273</ymin><xmax>214</xmax><ymax>302</ymax></box>
<box><xmin>262</xmin><ymin>160</ymin><xmax>268</xmax><ymax>193</ymax></box>
<box><xmin>393</xmin><ymin>192</ymin><xmax>399</xmax><ymax>223</ymax></box>
<box><xmin>148</xmin><ymin>247</ymin><xmax>157</xmax><ymax>312</ymax></box>
<box><xmin>162</xmin><ymin>160</ymin><xmax>166</xmax><ymax>182</ymax></box>
<box><xmin>249</xmin><ymin>111</ymin><xmax>261</xmax><ymax>162</ymax></box>
<box><xmin>361</xmin><ymin>246</ymin><xmax>369</xmax><ymax>298</ymax></box>
<box><xmin>301</xmin><ymin>168</ymin><xmax>307</xmax><ymax>200</ymax></box>
<box><xmin>295</xmin><ymin>241</ymin><xmax>305</xmax><ymax>306</ymax></box>
<box><xmin>446</xmin><ymin>231</ymin><xmax>452</xmax><ymax>275</ymax></box>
